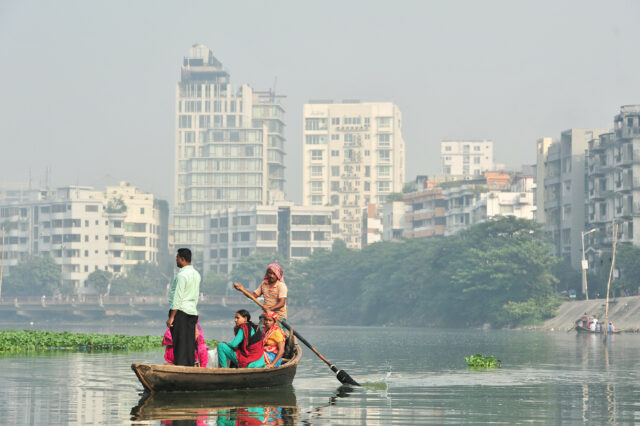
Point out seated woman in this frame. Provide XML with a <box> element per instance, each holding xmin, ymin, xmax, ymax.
<box><xmin>217</xmin><ymin>309</ymin><xmax>265</xmax><ymax>368</ymax></box>
<box><xmin>162</xmin><ymin>321</ymin><xmax>209</xmax><ymax>367</ymax></box>
<box><xmin>262</xmin><ymin>312</ymin><xmax>285</xmax><ymax>368</ymax></box>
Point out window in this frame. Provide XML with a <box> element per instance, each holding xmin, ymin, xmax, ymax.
<box><xmin>377</xmin><ymin>150</ymin><xmax>391</xmax><ymax>162</ymax></box>
<box><xmin>311</xmin><ymin>181</ymin><xmax>323</xmax><ymax>192</ymax></box>
<box><xmin>377</xmin><ymin>166</ymin><xmax>391</xmax><ymax>177</ymax></box>
<box><xmin>310</xmin><ymin>150</ymin><xmax>323</xmax><ymax>161</ymax></box>
<box><xmin>291</xmin><ymin>247</ymin><xmax>312</xmax><ymax>257</ymax></box>
<box><xmin>226</xmin><ymin>115</ymin><xmax>236</xmax><ymax>127</ymax></box>
<box><xmin>331</xmin><ymin>117</ymin><xmax>340</xmax><ymax>125</ymax></box>
<box><xmin>344</xmin><ymin>117</ymin><xmax>362</xmax><ymax>125</ymax></box>
<box><xmin>331</xmin><ymin>150</ymin><xmax>339</xmax><ymax>157</ymax></box>
<box><xmin>311</xmin><ymin>166</ymin><xmax>323</xmax><ymax>177</ymax></box>
<box><xmin>85</xmin><ymin>205</ymin><xmax>99</xmax><ymax>212</ymax></box>
<box><xmin>331</xmin><ymin>134</ymin><xmax>339</xmax><ymax>140</ymax></box>
<box><xmin>305</xmin><ymin>118</ymin><xmax>328</xmax><ymax>130</ymax></box>
<box><xmin>474</xmin><ymin>157</ymin><xmax>480</xmax><ymax>164</ymax></box>
<box><xmin>377</xmin><ymin>133</ymin><xmax>391</xmax><ymax>146</ymax></box>
<box><xmin>444</xmin><ymin>146</ymin><xmax>452</xmax><ymax>152</ymax></box>
<box><xmin>257</xmin><ymin>231</ymin><xmax>277</xmax><ymax>240</ymax></box>
<box><xmin>311</xmin><ymin>195</ymin><xmax>323</xmax><ymax>206</ymax></box>
<box><xmin>178</xmin><ymin>115</ymin><xmax>192</xmax><ymax>128</ymax></box>
<box><xmin>376</xmin><ymin>117</ymin><xmax>391</xmax><ymax>128</ymax></box>
<box><xmin>364</xmin><ymin>150</ymin><xmax>370</xmax><ymax>156</ymax></box>
<box><xmin>364</xmin><ymin>181</ymin><xmax>370</xmax><ymax>191</ymax></box>
<box><xmin>377</xmin><ymin>181</ymin><xmax>391</xmax><ymax>192</ymax></box>
<box><xmin>331</xmin><ymin>166</ymin><xmax>340</xmax><ymax>177</ymax></box>
<box><xmin>292</xmin><ymin>231</ymin><xmax>311</xmax><ymax>241</ymax></box>
<box><xmin>257</xmin><ymin>215</ymin><xmax>277</xmax><ymax>225</ymax></box>
<box><xmin>198</xmin><ymin>115</ymin><xmax>210</xmax><ymax>128</ymax></box>
<box><xmin>306</xmin><ymin>134</ymin><xmax>328</xmax><ymax>145</ymax></box>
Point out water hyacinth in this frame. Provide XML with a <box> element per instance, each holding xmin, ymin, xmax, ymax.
<box><xmin>0</xmin><ymin>330</ymin><xmax>219</xmax><ymax>353</ymax></box>
<box><xmin>465</xmin><ymin>353</ymin><xmax>502</xmax><ymax>368</ymax></box>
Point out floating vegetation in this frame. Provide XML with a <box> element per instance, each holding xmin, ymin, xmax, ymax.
<box><xmin>465</xmin><ymin>353</ymin><xmax>502</xmax><ymax>368</ymax></box>
<box><xmin>361</xmin><ymin>381</ymin><xmax>389</xmax><ymax>390</ymax></box>
<box><xmin>0</xmin><ymin>330</ymin><xmax>219</xmax><ymax>353</ymax></box>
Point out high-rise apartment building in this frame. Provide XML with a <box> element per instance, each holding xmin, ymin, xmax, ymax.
<box><xmin>173</xmin><ymin>44</ymin><xmax>286</xmax><ymax>258</ymax></box>
<box><xmin>302</xmin><ymin>101</ymin><xmax>405</xmax><ymax>249</ymax></box>
<box><xmin>538</xmin><ymin>128</ymin><xmax>607</xmax><ymax>267</ymax></box>
<box><xmin>586</xmin><ymin>106</ymin><xmax>640</xmax><ymax>262</ymax></box>
<box><xmin>441</xmin><ymin>140</ymin><xmax>494</xmax><ymax>176</ymax></box>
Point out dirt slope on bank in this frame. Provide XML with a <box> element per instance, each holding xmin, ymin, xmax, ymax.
<box><xmin>542</xmin><ymin>295</ymin><xmax>640</xmax><ymax>331</ymax></box>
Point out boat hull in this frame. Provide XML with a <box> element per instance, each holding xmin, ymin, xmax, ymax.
<box><xmin>132</xmin><ymin>344</ymin><xmax>301</xmax><ymax>392</ymax></box>
<box><xmin>575</xmin><ymin>325</ymin><xmax>622</xmax><ymax>334</ymax></box>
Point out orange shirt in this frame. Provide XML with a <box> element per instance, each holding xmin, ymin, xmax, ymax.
<box><xmin>255</xmin><ymin>280</ymin><xmax>288</xmax><ymax>318</ymax></box>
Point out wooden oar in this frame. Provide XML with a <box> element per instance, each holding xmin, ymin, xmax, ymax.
<box><xmin>234</xmin><ymin>283</ymin><xmax>360</xmax><ymax>386</ymax></box>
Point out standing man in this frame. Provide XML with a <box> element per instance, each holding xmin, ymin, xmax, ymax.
<box><xmin>167</xmin><ymin>248</ymin><xmax>201</xmax><ymax>366</ymax></box>
<box><xmin>234</xmin><ymin>263</ymin><xmax>288</xmax><ymax>319</ymax></box>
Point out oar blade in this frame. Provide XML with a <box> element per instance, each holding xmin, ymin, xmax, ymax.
<box><xmin>337</xmin><ymin>369</ymin><xmax>360</xmax><ymax>386</ymax></box>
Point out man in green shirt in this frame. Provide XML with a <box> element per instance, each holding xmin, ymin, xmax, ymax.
<box><xmin>167</xmin><ymin>248</ymin><xmax>201</xmax><ymax>366</ymax></box>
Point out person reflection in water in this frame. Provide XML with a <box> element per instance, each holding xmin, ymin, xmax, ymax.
<box><xmin>217</xmin><ymin>310</ymin><xmax>265</xmax><ymax>368</ymax></box>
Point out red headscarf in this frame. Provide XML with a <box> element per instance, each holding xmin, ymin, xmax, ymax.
<box><xmin>264</xmin><ymin>263</ymin><xmax>283</xmax><ymax>283</ymax></box>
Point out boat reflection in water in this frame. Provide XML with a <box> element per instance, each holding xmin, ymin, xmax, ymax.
<box><xmin>131</xmin><ymin>385</ymin><xmax>298</xmax><ymax>425</ymax></box>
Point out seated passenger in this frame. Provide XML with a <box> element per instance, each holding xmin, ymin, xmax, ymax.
<box><xmin>217</xmin><ymin>309</ymin><xmax>265</xmax><ymax>368</ymax></box>
<box><xmin>162</xmin><ymin>321</ymin><xmax>209</xmax><ymax>367</ymax></box>
<box><xmin>262</xmin><ymin>312</ymin><xmax>285</xmax><ymax>368</ymax></box>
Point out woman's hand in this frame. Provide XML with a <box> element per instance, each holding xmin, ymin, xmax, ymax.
<box><xmin>265</xmin><ymin>362</ymin><xmax>273</xmax><ymax>369</ymax></box>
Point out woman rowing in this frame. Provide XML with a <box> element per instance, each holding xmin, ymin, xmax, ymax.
<box><xmin>217</xmin><ymin>309</ymin><xmax>265</xmax><ymax>368</ymax></box>
<box><xmin>262</xmin><ymin>311</ymin><xmax>285</xmax><ymax>368</ymax></box>
<box><xmin>234</xmin><ymin>263</ymin><xmax>288</xmax><ymax>319</ymax></box>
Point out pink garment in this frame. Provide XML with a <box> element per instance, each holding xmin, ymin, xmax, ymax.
<box><xmin>162</xmin><ymin>323</ymin><xmax>209</xmax><ymax>367</ymax></box>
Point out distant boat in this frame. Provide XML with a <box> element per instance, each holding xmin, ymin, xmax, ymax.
<box><xmin>575</xmin><ymin>325</ymin><xmax>623</xmax><ymax>334</ymax></box>
<box><xmin>131</xmin><ymin>344</ymin><xmax>301</xmax><ymax>392</ymax></box>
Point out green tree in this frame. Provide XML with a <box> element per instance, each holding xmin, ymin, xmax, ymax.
<box><xmin>201</xmin><ymin>271</ymin><xmax>228</xmax><ymax>295</ymax></box>
<box><xmin>230</xmin><ymin>252</ymin><xmax>289</xmax><ymax>289</ymax></box>
<box><xmin>110</xmin><ymin>262</ymin><xmax>166</xmax><ymax>296</ymax></box>
<box><xmin>85</xmin><ymin>270</ymin><xmax>113</xmax><ymax>295</ymax></box>
<box><xmin>3</xmin><ymin>256</ymin><xmax>63</xmax><ymax>296</ymax></box>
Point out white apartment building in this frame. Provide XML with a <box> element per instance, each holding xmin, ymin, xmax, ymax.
<box><xmin>94</xmin><ymin>181</ymin><xmax>168</xmax><ymax>268</ymax></box>
<box><xmin>441</xmin><ymin>140</ymin><xmax>494</xmax><ymax>176</ymax></box>
<box><xmin>0</xmin><ymin>184</ymin><xmax>168</xmax><ymax>294</ymax></box>
<box><xmin>443</xmin><ymin>173</ymin><xmax>534</xmax><ymax>236</ymax></box>
<box><xmin>381</xmin><ymin>201</ymin><xmax>411</xmax><ymax>242</ymax></box>
<box><xmin>302</xmin><ymin>101</ymin><xmax>405</xmax><ymax>249</ymax></box>
<box><xmin>538</xmin><ymin>128</ymin><xmax>607</xmax><ymax>267</ymax></box>
<box><xmin>173</xmin><ymin>44</ymin><xmax>286</xmax><ymax>259</ymax></box>
<box><xmin>203</xmin><ymin>203</ymin><xmax>333</xmax><ymax>274</ymax></box>
<box><xmin>586</xmin><ymin>106</ymin><xmax>640</xmax><ymax>264</ymax></box>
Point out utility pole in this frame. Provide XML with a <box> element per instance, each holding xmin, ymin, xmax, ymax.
<box><xmin>603</xmin><ymin>223</ymin><xmax>618</xmax><ymax>341</ymax></box>
<box><xmin>581</xmin><ymin>229</ymin><xmax>597</xmax><ymax>300</ymax></box>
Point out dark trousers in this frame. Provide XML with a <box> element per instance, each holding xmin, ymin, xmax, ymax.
<box><xmin>170</xmin><ymin>310</ymin><xmax>198</xmax><ymax>366</ymax></box>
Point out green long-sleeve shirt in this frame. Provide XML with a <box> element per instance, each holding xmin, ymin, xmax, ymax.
<box><xmin>227</xmin><ymin>326</ymin><xmax>256</xmax><ymax>348</ymax></box>
<box><xmin>168</xmin><ymin>265</ymin><xmax>201</xmax><ymax>315</ymax></box>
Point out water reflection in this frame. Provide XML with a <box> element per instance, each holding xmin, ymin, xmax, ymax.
<box><xmin>131</xmin><ymin>386</ymin><xmax>298</xmax><ymax>424</ymax></box>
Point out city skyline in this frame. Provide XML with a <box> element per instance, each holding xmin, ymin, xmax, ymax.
<box><xmin>1</xmin><ymin>1</ymin><xmax>639</xmax><ymax>206</ymax></box>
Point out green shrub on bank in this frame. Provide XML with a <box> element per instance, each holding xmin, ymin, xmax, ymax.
<box><xmin>0</xmin><ymin>330</ymin><xmax>219</xmax><ymax>353</ymax></box>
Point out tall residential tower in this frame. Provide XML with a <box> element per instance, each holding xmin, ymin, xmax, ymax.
<box><xmin>302</xmin><ymin>101</ymin><xmax>405</xmax><ymax>249</ymax></box>
<box><xmin>172</xmin><ymin>45</ymin><xmax>286</xmax><ymax>258</ymax></box>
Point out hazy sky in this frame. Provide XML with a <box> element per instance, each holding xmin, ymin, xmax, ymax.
<box><xmin>1</xmin><ymin>0</ymin><xmax>639</xmax><ymax>204</ymax></box>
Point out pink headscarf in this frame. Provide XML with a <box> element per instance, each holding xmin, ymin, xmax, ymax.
<box><xmin>264</xmin><ymin>263</ymin><xmax>284</xmax><ymax>282</ymax></box>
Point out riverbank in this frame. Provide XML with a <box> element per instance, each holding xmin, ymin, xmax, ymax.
<box><xmin>540</xmin><ymin>295</ymin><xmax>640</xmax><ymax>331</ymax></box>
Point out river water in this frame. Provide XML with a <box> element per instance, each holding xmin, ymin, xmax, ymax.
<box><xmin>1</xmin><ymin>322</ymin><xmax>639</xmax><ymax>424</ymax></box>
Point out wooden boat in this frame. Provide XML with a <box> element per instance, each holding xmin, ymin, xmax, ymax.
<box><xmin>131</xmin><ymin>343</ymin><xmax>302</xmax><ymax>392</ymax></box>
<box><xmin>575</xmin><ymin>325</ymin><xmax>623</xmax><ymax>334</ymax></box>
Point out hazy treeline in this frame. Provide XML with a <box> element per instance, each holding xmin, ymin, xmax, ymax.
<box><xmin>232</xmin><ymin>217</ymin><xmax>561</xmax><ymax>328</ymax></box>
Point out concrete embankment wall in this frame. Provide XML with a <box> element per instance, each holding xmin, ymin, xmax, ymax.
<box><xmin>542</xmin><ymin>295</ymin><xmax>640</xmax><ymax>331</ymax></box>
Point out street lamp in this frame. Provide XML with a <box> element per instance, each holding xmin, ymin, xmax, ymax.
<box><xmin>581</xmin><ymin>229</ymin><xmax>597</xmax><ymax>300</ymax></box>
